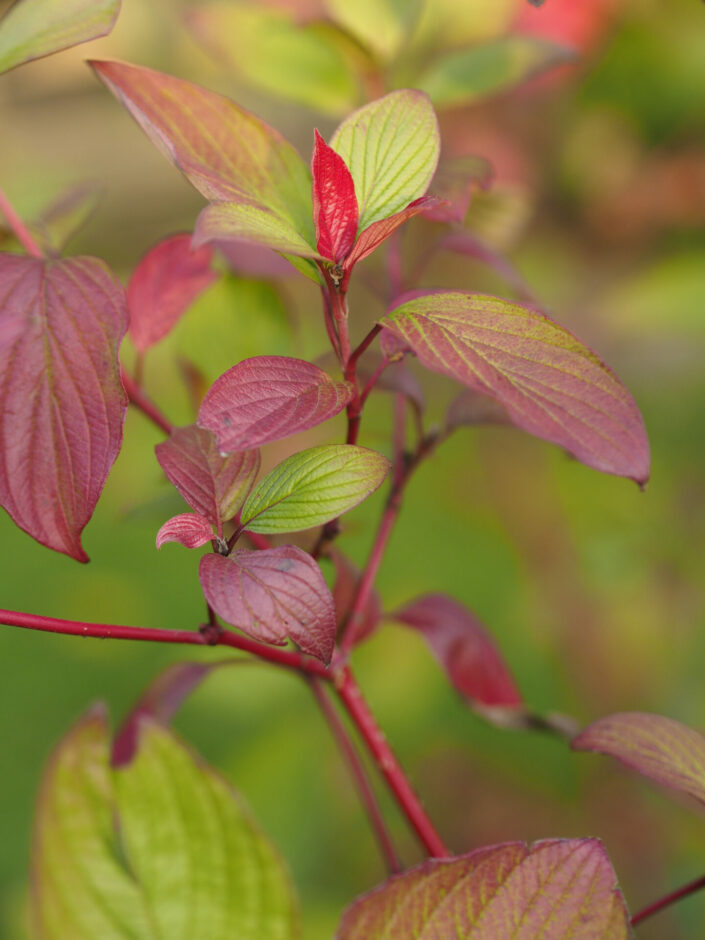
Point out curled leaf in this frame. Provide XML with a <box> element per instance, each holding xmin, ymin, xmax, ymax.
<box><xmin>156</xmin><ymin>512</ymin><xmax>214</xmax><ymax>550</ymax></box>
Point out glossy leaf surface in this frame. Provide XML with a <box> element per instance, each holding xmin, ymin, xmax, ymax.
<box><xmin>338</xmin><ymin>839</ymin><xmax>632</xmax><ymax>939</ymax></box>
<box><xmin>155</xmin><ymin>512</ymin><xmax>214</xmax><ymax>550</ymax></box>
<box><xmin>155</xmin><ymin>424</ymin><xmax>259</xmax><ymax>526</ymax></box>
<box><xmin>241</xmin><ymin>444</ymin><xmax>390</xmax><ymax>534</ymax></box>
<box><xmin>381</xmin><ymin>291</ymin><xmax>650</xmax><ymax>484</ymax></box>
<box><xmin>200</xmin><ymin>547</ymin><xmax>336</xmax><ymax>663</ymax></box>
<box><xmin>128</xmin><ymin>234</ymin><xmax>216</xmax><ymax>353</ymax></box>
<box><xmin>198</xmin><ymin>356</ymin><xmax>353</xmax><ymax>454</ymax></box>
<box><xmin>392</xmin><ymin>594</ymin><xmax>522</xmax><ymax>708</ymax></box>
<box><xmin>331</xmin><ymin>90</ymin><xmax>440</xmax><ymax>230</ymax></box>
<box><xmin>90</xmin><ymin>61</ymin><xmax>316</xmax><ymax>253</ymax></box>
<box><xmin>0</xmin><ymin>0</ymin><xmax>119</xmax><ymax>75</ymax></box>
<box><xmin>573</xmin><ymin>712</ymin><xmax>705</xmax><ymax>807</ymax></box>
<box><xmin>312</xmin><ymin>130</ymin><xmax>358</xmax><ymax>263</ymax></box>
<box><xmin>417</xmin><ymin>36</ymin><xmax>575</xmax><ymax>108</ymax></box>
<box><xmin>0</xmin><ymin>255</ymin><xmax>127</xmax><ymax>560</ymax></box>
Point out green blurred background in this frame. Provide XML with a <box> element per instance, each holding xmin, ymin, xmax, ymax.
<box><xmin>1</xmin><ymin>0</ymin><xmax>704</xmax><ymax>936</ymax></box>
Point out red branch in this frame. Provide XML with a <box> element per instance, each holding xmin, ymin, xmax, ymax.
<box><xmin>120</xmin><ymin>368</ymin><xmax>173</xmax><ymax>435</ymax></box>
<box><xmin>630</xmin><ymin>873</ymin><xmax>705</xmax><ymax>927</ymax></box>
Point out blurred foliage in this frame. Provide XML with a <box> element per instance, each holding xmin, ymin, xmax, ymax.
<box><xmin>1</xmin><ymin>0</ymin><xmax>705</xmax><ymax>938</ymax></box>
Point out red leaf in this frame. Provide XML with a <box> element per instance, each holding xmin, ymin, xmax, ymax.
<box><xmin>338</xmin><ymin>839</ymin><xmax>631</xmax><ymax>939</ymax></box>
<box><xmin>312</xmin><ymin>129</ymin><xmax>358</xmax><ymax>263</ymax></box>
<box><xmin>127</xmin><ymin>233</ymin><xmax>216</xmax><ymax>353</ymax></box>
<box><xmin>156</xmin><ymin>512</ymin><xmax>214</xmax><ymax>549</ymax></box>
<box><xmin>329</xmin><ymin>548</ymin><xmax>381</xmax><ymax>647</ymax></box>
<box><xmin>200</xmin><ymin>547</ymin><xmax>336</xmax><ymax>663</ymax></box>
<box><xmin>381</xmin><ymin>291</ymin><xmax>650</xmax><ymax>485</ymax></box>
<box><xmin>198</xmin><ymin>356</ymin><xmax>353</xmax><ymax>453</ymax></box>
<box><xmin>573</xmin><ymin>712</ymin><xmax>705</xmax><ymax>807</ymax></box>
<box><xmin>392</xmin><ymin>594</ymin><xmax>522</xmax><ymax>709</ymax></box>
<box><xmin>0</xmin><ymin>255</ymin><xmax>127</xmax><ymax>561</ymax></box>
<box><xmin>155</xmin><ymin>424</ymin><xmax>259</xmax><ymax>529</ymax></box>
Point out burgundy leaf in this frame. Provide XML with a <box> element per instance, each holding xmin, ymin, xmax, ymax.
<box><xmin>338</xmin><ymin>839</ymin><xmax>632</xmax><ymax>939</ymax></box>
<box><xmin>155</xmin><ymin>424</ymin><xmax>260</xmax><ymax>529</ymax></box>
<box><xmin>573</xmin><ymin>712</ymin><xmax>705</xmax><ymax>807</ymax></box>
<box><xmin>423</xmin><ymin>154</ymin><xmax>493</xmax><ymax>224</ymax></box>
<box><xmin>379</xmin><ymin>328</ymin><xmax>412</xmax><ymax>361</ymax></box>
<box><xmin>329</xmin><ymin>548</ymin><xmax>381</xmax><ymax>647</ymax></box>
<box><xmin>0</xmin><ymin>255</ymin><xmax>127</xmax><ymax>561</ymax></box>
<box><xmin>200</xmin><ymin>546</ymin><xmax>336</xmax><ymax>663</ymax></box>
<box><xmin>156</xmin><ymin>512</ymin><xmax>214</xmax><ymax>549</ymax></box>
<box><xmin>381</xmin><ymin>291</ymin><xmax>650</xmax><ymax>485</ymax></box>
<box><xmin>312</xmin><ymin>129</ymin><xmax>358</xmax><ymax>263</ymax></box>
<box><xmin>445</xmin><ymin>389</ymin><xmax>512</xmax><ymax>430</ymax></box>
<box><xmin>127</xmin><ymin>233</ymin><xmax>216</xmax><ymax>353</ymax></box>
<box><xmin>113</xmin><ymin>661</ymin><xmax>229</xmax><ymax>766</ymax></box>
<box><xmin>198</xmin><ymin>356</ymin><xmax>353</xmax><ymax>453</ymax></box>
<box><xmin>392</xmin><ymin>594</ymin><xmax>522</xmax><ymax>709</ymax></box>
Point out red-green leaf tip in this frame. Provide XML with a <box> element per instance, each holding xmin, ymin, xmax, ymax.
<box><xmin>312</xmin><ymin>129</ymin><xmax>358</xmax><ymax>263</ymax></box>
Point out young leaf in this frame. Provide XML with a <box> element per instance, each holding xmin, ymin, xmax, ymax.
<box><xmin>381</xmin><ymin>291</ymin><xmax>650</xmax><ymax>484</ymax></box>
<box><xmin>338</xmin><ymin>839</ymin><xmax>632</xmax><ymax>939</ymax></box>
<box><xmin>198</xmin><ymin>356</ymin><xmax>353</xmax><ymax>454</ymax></box>
<box><xmin>90</xmin><ymin>60</ymin><xmax>317</xmax><ymax>257</ymax></box>
<box><xmin>200</xmin><ymin>547</ymin><xmax>336</xmax><ymax>663</ymax></box>
<box><xmin>0</xmin><ymin>0</ymin><xmax>120</xmax><ymax>75</ymax></box>
<box><xmin>416</xmin><ymin>37</ymin><xmax>576</xmax><ymax>108</ymax></box>
<box><xmin>156</xmin><ymin>512</ymin><xmax>214</xmax><ymax>550</ymax></box>
<box><xmin>155</xmin><ymin>424</ymin><xmax>260</xmax><ymax>527</ymax></box>
<box><xmin>391</xmin><ymin>594</ymin><xmax>522</xmax><ymax>709</ymax></box>
<box><xmin>312</xmin><ymin>130</ymin><xmax>359</xmax><ymax>263</ymax></box>
<box><xmin>573</xmin><ymin>712</ymin><xmax>705</xmax><ymax>807</ymax></box>
<box><xmin>330</xmin><ymin>90</ymin><xmax>440</xmax><ymax>230</ymax></box>
<box><xmin>128</xmin><ymin>234</ymin><xmax>217</xmax><ymax>354</ymax></box>
<box><xmin>241</xmin><ymin>444</ymin><xmax>390</xmax><ymax>534</ymax></box>
<box><xmin>0</xmin><ymin>255</ymin><xmax>127</xmax><ymax>561</ymax></box>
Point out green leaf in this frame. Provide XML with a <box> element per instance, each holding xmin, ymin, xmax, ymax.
<box><xmin>241</xmin><ymin>444</ymin><xmax>390</xmax><ymax>534</ymax></box>
<box><xmin>0</xmin><ymin>0</ymin><xmax>119</xmax><ymax>75</ymax></box>
<box><xmin>324</xmin><ymin>0</ymin><xmax>423</xmax><ymax>62</ymax></box>
<box><xmin>194</xmin><ymin>202</ymin><xmax>322</xmax><ymax>259</ymax></box>
<box><xmin>331</xmin><ymin>90</ymin><xmax>440</xmax><ymax>230</ymax></box>
<box><xmin>30</xmin><ymin>708</ymin><xmax>299</xmax><ymax>940</ymax></box>
<box><xmin>416</xmin><ymin>37</ymin><xmax>576</xmax><ymax>108</ymax></box>
<box><xmin>189</xmin><ymin>3</ymin><xmax>359</xmax><ymax>116</ymax></box>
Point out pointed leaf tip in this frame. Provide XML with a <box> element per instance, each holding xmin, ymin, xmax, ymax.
<box><xmin>312</xmin><ymin>129</ymin><xmax>358</xmax><ymax>263</ymax></box>
<box><xmin>156</xmin><ymin>512</ymin><xmax>214</xmax><ymax>550</ymax></box>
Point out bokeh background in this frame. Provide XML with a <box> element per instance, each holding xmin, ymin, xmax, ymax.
<box><xmin>1</xmin><ymin>0</ymin><xmax>704</xmax><ymax>936</ymax></box>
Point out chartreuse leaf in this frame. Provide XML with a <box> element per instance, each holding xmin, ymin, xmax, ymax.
<box><xmin>573</xmin><ymin>712</ymin><xmax>705</xmax><ymax>807</ymax></box>
<box><xmin>324</xmin><ymin>0</ymin><xmax>423</xmax><ymax>62</ymax></box>
<box><xmin>338</xmin><ymin>840</ymin><xmax>632</xmax><ymax>939</ymax></box>
<box><xmin>241</xmin><ymin>444</ymin><xmax>390</xmax><ymax>534</ymax></box>
<box><xmin>31</xmin><ymin>708</ymin><xmax>299</xmax><ymax>940</ymax></box>
<box><xmin>330</xmin><ymin>91</ymin><xmax>440</xmax><ymax>230</ymax></box>
<box><xmin>0</xmin><ymin>0</ymin><xmax>119</xmax><ymax>75</ymax></box>
<box><xmin>416</xmin><ymin>36</ymin><xmax>575</xmax><ymax>108</ymax></box>
<box><xmin>189</xmin><ymin>2</ymin><xmax>359</xmax><ymax>116</ymax></box>
<box><xmin>381</xmin><ymin>291</ymin><xmax>650</xmax><ymax>485</ymax></box>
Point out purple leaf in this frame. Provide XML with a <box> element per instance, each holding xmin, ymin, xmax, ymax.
<box><xmin>329</xmin><ymin>548</ymin><xmax>381</xmax><ymax>647</ymax></box>
<box><xmin>155</xmin><ymin>424</ymin><xmax>260</xmax><ymax>529</ymax></box>
<box><xmin>381</xmin><ymin>291</ymin><xmax>650</xmax><ymax>485</ymax></box>
<box><xmin>200</xmin><ymin>546</ymin><xmax>336</xmax><ymax>663</ymax></box>
<box><xmin>573</xmin><ymin>712</ymin><xmax>705</xmax><ymax>807</ymax></box>
<box><xmin>198</xmin><ymin>356</ymin><xmax>353</xmax><ymax>453</ymax></box>
<box><xmin>156</xmin><ymin>512</ymin><xmax>214</xmax><ymax>550</ymax></box>
<box><xmin>312</xmin><ymin>129</ymin><xmax>358</xmax><ymax>263</ymax></box>
<box><xmin>392</xmin><ymin>594</ymin><xmax>522</xmax><ymax>709</ymax></box>
<box><xmin>0</xmin><ymin>255</ymin><xmax>127</xmax><ymax>561</ymax></box>
<box><xmin>338</xmin><ymin>839</ymin><xmax>632</xmax><ymax>939</ymax></box>
<box><xmin>127</xmin><ymin>233</ymin><xmax>217</xmax><ymax>353</ymax></box>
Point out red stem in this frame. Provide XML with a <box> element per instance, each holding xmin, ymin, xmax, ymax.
<box><xmin>631</xmin><ymin>874</ymin><xmax>705</xmax><ymax>927</ymax></box>
<box><xmin>336</xmin><ymin>666</ymin><xmax>450</xmax><ymax>858</ymax></box>
<box><xmin>0</xmin><ymin>186</ymin><xmax>44</xmax><ymax>258</ymax></box>
<box><xmin>120</xmin><ymin>368</ymin><xmax>173</xmax><ymax>435</ymax></box>
<box><xmin>309</xmin><ymin>678</ymin><xmax>401</xmax><ymax>874</ymax></box>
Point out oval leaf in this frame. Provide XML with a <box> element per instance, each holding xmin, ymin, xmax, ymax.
<box><xmin>156</xmin><ymin>512</ymin><xmax>214</xmax><ymax>550</ymax></box>
<box><xmin>573</xmin><ymin>712</ymin><xmax>705</xmax><ymax>807</ymax></box>
<box><xmin>392</xmin><ymin>594</ymin><xmax>522</xmax><ymax>709</ymax></box>
<box><xmin>128</xmin><ymin>234</ymin><xmax>217</xmax><ymax>353</ymax></box>
<box><xmin>90</xmin><ymin>60</ymin><xmax>316</xmax><ymax>256</ymax></box>
<box><xmin>155</xmin><ymin>424</ymin><xmax>260</xmax><ymax>527</ymax></box>
<box><xmin>0</xmin><ymin>0</ymin><xmax>119</xmax><ymax>75</ymax></box>
<box><xmin>338</xmin><ymin>839</ymin><xmax>632</xmax><ymax>940</ymax></box>
<box><xmin>381</xmin><ymin>291</ymin><xmax>650</xmax><ymax>484</ymax></box>
<box><xmin>0</xmin><ymin>255</ymin><xmax>128</xmax><ymax>561</ymax></box>
<box><xmin>198</xmin><ymin>356</ymin><xmax>353</xmax><ymax>454</ymax></box>
<box><xmin>241</xmin><ymin>444</ymin><xmax>390</xmax><ymax>534</ymax></box>
<box><xmin>200</xmin><ymin>546</ymin><xmax>336</xmax><ymax>663</ymax></box>
<box><xmin>312</xmin><ymin>129</ymin><xmax>358</xmax><ymax>263</ymax></box>
<box><xmin>330</xmin><ymin>90</ymin><xmax>440</xmax><ymax>230</ymax></box>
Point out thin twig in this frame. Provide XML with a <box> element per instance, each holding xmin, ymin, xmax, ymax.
<box><xmin>631</xmin><ymin>874</ymin><xmax>705</xmax><ymax>927</ymax></box>
<box><xmin>120</xmin><ymin>369</ymin><xmax>173</xmax><ymax>435</ymax></box>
